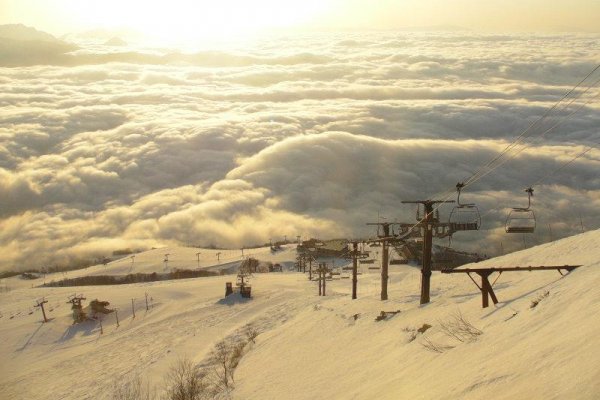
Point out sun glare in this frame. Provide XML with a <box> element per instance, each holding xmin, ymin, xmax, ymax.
<box><xmin>65</xmin><ymin>0</ymin><xmax>333</xmax><ymax>45</ymax></box>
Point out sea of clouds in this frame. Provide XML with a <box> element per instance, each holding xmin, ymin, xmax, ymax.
<box><xmin>1</xmin><ymin>31</ymin><xmax>599</xmax><ymax>271</ymax></box>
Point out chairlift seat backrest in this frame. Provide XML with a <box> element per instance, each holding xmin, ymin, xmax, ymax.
<box><xmin>505</xmin><ymin>209</ymin><xmax>536</xmax><ymax>233</ymax></box>
<box><xmin>449</xmin><ymin>183</ymin><xmax>481</xmax><ymax>232</ymax></box>
<box><xmin>448</xmin><ymin>204</ymin><xmax>481</xmax><ymax>232</ymax></box>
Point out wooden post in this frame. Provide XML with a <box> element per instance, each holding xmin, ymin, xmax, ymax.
<box><xmin>476</xmin><ymin>271</ymin><xmax>499</xmax><ymax>308</ymax></box>
<box><xmin>131</xmin><ymin>298</ymin><xmax>135</xmax><ymax>319</ymax></box>
<box><xmin>322</xmin><ymin>264</ymin><xmax>326</xmax><ymax>296</ymax></box>
<box><xmin>115</xmin><ymin>308</ymin><xmax>120</xmax><ymax>327</ymax></box>
<box><xmin>35</xmin><ymin>299</ymin><xmax>49</xmax><ymax>323</ymax></box>
<box><xmin>308</xmin><ymin>258</ymin><xmax>313</xmax><ymax>281</ymax></box>
<box><xmin>99</xmin><ymin>318</ymin><xmax>103</xmax><ymax>334</ymax></box>
<box><xmin>442</xmin><ymin>265</ymin><xmax>582</xmax><ymax>308</ymax></box>
<box><xmin>381</xmin><ymin>224</ymin><xmax>390</xmax><ymax>301</ymax></box>
<box><xmin>401</xmin><ymin>199</ymin><xmax>454</xmax><ymax>305</ymax></box>
<box><xmin>318</xmin><ymin>264</ymin><xmax>322</xmax><ymax>296</ymax></box>
<box><xmin>345</xmin><ymin>240</ymin><xmax>369</xmax><ymax>300</ymax></box>
<box><xmin>421</xmin><ymin>202</ymin><xmax>434</xmax><ymax>305</ymax></box>
<box><xmin>352</xmin><ymin>242</ymin><xmax>358</xmax><ymax>300</ymax></box>
<box><xmin>145</xmin><ymin>292</ymin><xmax>149</xmax><ymax>311</ymax></box>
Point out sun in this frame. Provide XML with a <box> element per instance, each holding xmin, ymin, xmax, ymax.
<box><xmin>65</xmin><ymin>0</ymin><xmax>334</xmax><ymax>45</ymax></box>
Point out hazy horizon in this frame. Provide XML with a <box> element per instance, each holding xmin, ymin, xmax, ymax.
<box><xmin>1</xmin><ymin>0</ymin><xmax>600</xmax><ymax>41</ymax></box>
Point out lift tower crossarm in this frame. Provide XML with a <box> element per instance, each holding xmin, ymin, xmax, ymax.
<box><xmin>401</xmin><ymin>200</ymin><xmax>455</xmax><ymax>304</ymax></box>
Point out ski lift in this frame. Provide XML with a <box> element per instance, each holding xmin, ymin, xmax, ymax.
<box><xmin>505</xmin><ymin>187</ymin><xmax>536</xmax><ymax>233</ymax></box>
<box><xmin>448</xmin><ymin>183</ymin><xmax>481</xmax><ymax>232</ymax></box>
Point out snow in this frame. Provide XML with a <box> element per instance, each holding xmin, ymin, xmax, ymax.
<box><xmin>0</xmin><ymin>230</ymin><xmax>599</xmax><ymax>399</ymax></box>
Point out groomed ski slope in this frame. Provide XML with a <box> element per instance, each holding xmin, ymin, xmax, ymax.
<box><xmin>0</xmin><ymin>230</ymin><xmax>598</xmax><ymax>399</ymax></box>
<box><xmin>235</xmin><ymin>229</ymin><xmax>600</xmax><ymax>400</ymax></box>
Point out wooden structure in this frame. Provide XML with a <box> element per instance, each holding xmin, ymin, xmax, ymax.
<box><xmin>90</xmin><ymin>299</ymin><xmax>113</xmax><ymax>315</ymax></box>
<box><xmin>35</xmin><ymin>298</ymin><xmax>49</xmax><ymax>323</ymax></box>
<box><xmin>366</xmin><ymin>222</ymin><xmax>408</xmax><ymax>301</ymax></box>
<box><xmin>316</xmin><ymin>262</ymin><xmax>331</xmax><ymax>296</ymax></box>
<box><xmin>298</xmin><ymin>238</ymin><xmax>345</xmax><ymax>257</ymax></box>
<box><xmin>344</xmin><ymin>241</ymin><xmax>370</xmax><ymax>299</ymax></box>
<box><xmin>441</xmin><ymin>265</ymin><xmax>582</xmax><ymax>308</ymax></box>
<box><xmin>236</xmin><ymin>273</ymin><xmax>252</xmax><ymax>298</ymax></box>
<box><xmin>240</xmin><ymin>257</ymin><xmax>259</xmax><ymax>274</ymax></box>
<box><xmin>393</xmin><ymin>241</ymin><xmax>481</xmax><ymax>270</ymax></box>
<box><xmin>270</xmin><ymin>263</ymin><xmax>283</xmax><ymax>272</ymax></box>
<box><xmin>67</xmin><ymin>294</ymin><xmax>87</xmax><ymax>323</ymax></box>
<box><xmin>375</xmin><ymin>310</ymin><xmax>401</xmax><ymax>321</ymax></box>
<box><xmin>224</xmin><ymin>273</ymin><xmax>252</xmax><ymax>298</ymax></box>
<box><xmin>401</xmin><ymin>199</ymin><xmax>455</xmax><ymax>304</ymax></box>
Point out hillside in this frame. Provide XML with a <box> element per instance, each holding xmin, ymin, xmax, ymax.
<box><xmin>0</xmin><ymin>230</ymin><xmax>598</xmax><ymax>399</ymax></box>
<box><xmin>235</xmin><ymin>229</ymin><xmax>600</xmax><ymax>399</ymax></box>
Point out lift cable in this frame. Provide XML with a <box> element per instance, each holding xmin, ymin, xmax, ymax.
<box><xmin>461</xmin><ymin>66</ymin><xmax>600</xmax><ymax>190</ymax></box>
<box><xmin>395</xmin><ymin>64</ymin><xmax>600</xmax><ymax>238</ymax></box>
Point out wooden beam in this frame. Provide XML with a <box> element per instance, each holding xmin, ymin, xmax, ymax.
<box><xmin>441</xmin><ymin>265</ymin><xmax>582</xmax><ymax>274</ymax></box>
<box><xmin>441</xmin><ymin>265</ymin><xmax>582</xmax><ymax>308</ymax></box>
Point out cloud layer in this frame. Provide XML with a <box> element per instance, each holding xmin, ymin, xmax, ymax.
<box><xmin>0</xmin><ymin>31</ymin><xmax>599</xmax><ymax>270</ymax></box>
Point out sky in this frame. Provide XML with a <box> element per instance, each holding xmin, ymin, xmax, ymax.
<box><xmin>0</xmin><ymin>3</ymin><xmax>599</xmax><ymax>271</ymax></box>
<box><xmin>1</xmin><ymin>0</ymin><xmax>599</xmax><ymax>41</ymax></box>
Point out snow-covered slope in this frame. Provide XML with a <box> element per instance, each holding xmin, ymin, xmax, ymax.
<box><xmin>0</xmin><ymin>230</ymin><xmax>598</xmax><ymax>400</ymax></box>
<box><xmin>233</xmin><ymin>230</ymin><xmax>600</xmax><ymax>400</ymax></box>
<box><xmin>4</xmin><ymin>244</ymin><xmax>301</xmax><ymax>290</ymax></box>
<box><xmin>85</xmin><ymin>244</ymin><xmax>300</xmax><ymax>276</ymax></box>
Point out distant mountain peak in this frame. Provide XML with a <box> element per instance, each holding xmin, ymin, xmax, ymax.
<box><xmin>0</xmin><ymin>23</ymin><xmax>61</xmax><ymax>43</ymax></box>
<box><xmin>104</xmin><ymin>37</ymin><xmax>128</xmax><ymax>46</ymax></box>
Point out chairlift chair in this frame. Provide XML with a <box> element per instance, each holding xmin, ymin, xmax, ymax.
<box><xmin>448</xmin><ymin>183</ymin><xmax>481</xmax><ymax>232</ymax></box>
<box><xmin>505</xmin><ymin>187</ymin><xmax>536</xmax><ymax>233</ymax></box>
